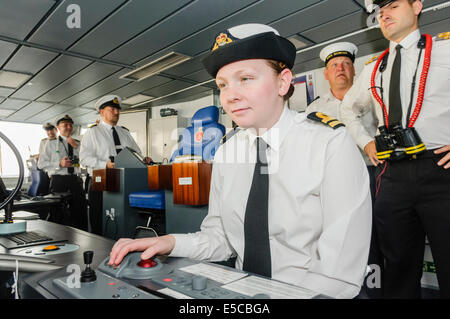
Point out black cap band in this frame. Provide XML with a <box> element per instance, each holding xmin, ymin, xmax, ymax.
<box><xmin>202</xmin><ymin>32</ymin><xmax>296</xmax><ymax>78</ymax></box>
<box><xmin>99</xmin><ymin>101</ymin><xmax>121</xmax><ymax>110</ymax></box>
<box><xmin>325</xmin><ymin>51</ymin><xmax>355</xmax><ymax>66</ymax></box>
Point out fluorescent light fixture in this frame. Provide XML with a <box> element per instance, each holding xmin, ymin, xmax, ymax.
<box><xmin>122</xmin><ymin>94</ymin><xmax>154</xmax><ymax>105</ymax></box>
<box><xmin>120</xmin><ymin>52</ymin><xmax>191</xmax><ymax>81</ymax></box>
<box><xmin>287</xmin><ymin>35</ymin><xmax>308</xmax><ymax>50</ymax></box>
<box><xmin>0</xmin><ymin>70</ymin><xmax>33</xmax><ymax>89</ymax></box>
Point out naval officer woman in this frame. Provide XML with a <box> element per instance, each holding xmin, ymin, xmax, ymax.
<box><xmin>109</xmin><ymin>23</ymin><xmax>372</xmax><ymax>299</ymax></box>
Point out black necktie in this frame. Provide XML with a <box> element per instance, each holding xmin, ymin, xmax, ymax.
<box><xmin>67</xmin><ymin>142</ymin><xmax>74</xmax><ymax>174</ymax></box>
<box><xmin>112</xmin><ymin>127</ymin><xmax>122</xmax><ymax>155</ymax></box>
<box><xmin>389</xmin><ymin>44</ymin><xmax>403</xmax><ymax>126</ymax></box>
<box><xmin>243</xmin><ymin>137</ymin><xmax>271</xmax><ymax>278</ymax></box>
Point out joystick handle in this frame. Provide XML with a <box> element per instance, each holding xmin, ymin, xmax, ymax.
<box><xmin>80</xmin><ymin>251</ymin><xmax>97</xmax><ymax>283</ymax></box>
<box><xmin>84</xmin><ymin>251</ymin><xmax>94</xmax><ymax>266</ymax></box>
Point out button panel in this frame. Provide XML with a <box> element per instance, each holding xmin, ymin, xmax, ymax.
<box><xmin>151</xmin><ymin>270</ymin><xmax>250</xmax><ymax>299</ymax></box>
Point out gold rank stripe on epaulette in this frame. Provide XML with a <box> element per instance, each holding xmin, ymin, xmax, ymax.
<box><xmin>88</xmin><ymin>123</ymin><xmax>97</xmax><ymax>128</ymax></box>
<box><xmin>436</xmin><ymin>32</ymin><xmax>449</xmax><ymax>41</ymax></box>
<box><xmin>307</xmin><ymin>112</ymin><xmax>345</xmax><ymax>129</ymax></box>
<box><xmin>221</xmin><ymin>128</ymin><xmax>241</xmax><ymax>144</ymax></box>
<box><xmin>366</xmin><ymin>55</ymin><xmax>378</xmax><ymax>65</ymax></box>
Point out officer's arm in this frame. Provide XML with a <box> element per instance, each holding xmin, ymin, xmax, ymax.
<box><xmin>37</xmin><ymin>142</ymin><xmax>58</xmax><ymax>171</ymax></box>
<box><xmin>300</xmin><ymin>129</ymin><xmax>372</xmax><ymax>299</ymax></box>
<box><xmin>340</xmin><ymin>69</ymin><xmax>375</xmax><ymax>151</ymax></box>
<box><xmin>79</xmin><ymin>129</ymin><xmax>108</xmax><ymax>169</ymax></box>
<box><xmin>169</xmin><ymin>158</ymin><xmax>235</xmax><ymax>261</ymax></box>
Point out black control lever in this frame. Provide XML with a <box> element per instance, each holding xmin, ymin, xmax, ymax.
<box><xmin>80</xmin><ymin>251</ymin><xmax>97</xmax><ymax>283</ymax></box>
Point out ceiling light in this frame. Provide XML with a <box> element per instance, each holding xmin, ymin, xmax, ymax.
<box><xmin>0</xmin><ymin>70</ymin><xmax>33</xmax><ymax>89</ymax></box>
<box><xmin>120</xmin><ymin>52</ymin><xmax>191</xmax><ymax>82</ymax></box>
<box><xmin>122</xmin><ymin>94</ymin><xmax>154</xmax><ymax>105</ymax></box>
<box><xmin>287</xmin><ymin>35</ymin><xmax>309</xmax><ymax>50</ymax></box>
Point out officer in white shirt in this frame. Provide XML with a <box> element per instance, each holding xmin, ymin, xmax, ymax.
<box><xmin>38</xmin><ymin>115</ymin><xmax>86</xmax><ymax>229</ymax></box>
<box><xmin>37</xmin><ymin>122</ymin><xmax>57</xmax><ymax>162</ymax></box>
<box><xmin>108</xmin><ymin>24</ymin><xmax>372</xmax><ymax>299</ymax></box>
<box><xmin>79</xmin><ymin>95</ymin><xmax>151</xmax><ymax>235</ymax></box>
<box><xmin>306</xmin><ymin>42</ymin><xmax>381</xmax><ymax>298</ymax></box>
<box><xmin>341</xmin><ymin>0</ymin><xmax>450</xmax><ymax>298</ymax></box>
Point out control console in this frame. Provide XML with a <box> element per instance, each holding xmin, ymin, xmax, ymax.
<box><xmin>48</xmin><ymin>251</ymin><xmax>322</xmax><ymax>299</ymax></box>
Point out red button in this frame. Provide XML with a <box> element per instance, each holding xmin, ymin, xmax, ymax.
<box><xmin>108</xmin><ymin>282</ymin><xmax>116</xmax><ymax>286</ymax></box>
<box><xmin>163</xmin><ymin>278</ymin><xmax>173</xmax><ymax>282</ymax></box>
<box><xmin>137</xmin><ymin>259</ymin><xmax>157</xmax><ymax>268</ymax></box>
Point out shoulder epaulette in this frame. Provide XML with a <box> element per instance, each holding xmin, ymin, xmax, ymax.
<box><xmin>121</xmin><ymin>126</ymin><xmax>129</xmax><ymax>131</ymax></box>
<box><xmin>366</xmin><ymin>55</ymin><xmax>379</xmax><ymax>65</ymax></box>
<box><xmin>307</xmin><ymin>112</ymin><xmax>345</xmax><ymax>129</ymax></box>
<box><xmin>88</xmin><ymin>123</ymin><xmax>97</xmax><ymax>128</ymax></box>
<box><xmin>436</xmin><ymin>31</ymin><xmax>449</xmax><ymax>41</ymax></box>
<box><xmin>41</xmin><ymin>137</ymin><xmax>48</xmax><ymax>141</ymax></box>
<box><xmin>310</xmin><ymin>96</ymin><xmax>320</xmax><ymax>103</ymax></box>
<box><xmin>221</xmin><ymin>128</ymin><xmax>241</xmax><ymax>145</ymax></box>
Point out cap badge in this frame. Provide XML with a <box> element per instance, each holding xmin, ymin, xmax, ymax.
<box><xmin>195</xmin><ymin>127</ymin><xmax>204</xmax><ymax>142</ymax></box>
<box><xmin>212</xmin><ymin>32</ymin><xmax>233</xmax><ymax>51</ymax></box>
<box><xmin>112</xmin><ymin>97</ymin><xmax>119</xmax><ymax>104</ymax></box>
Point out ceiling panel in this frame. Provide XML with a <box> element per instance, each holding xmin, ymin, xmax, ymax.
<box><xmin>0</xmin><ymin>40</ymin><xmax>18</xmax><ymax>67</ymax></box>
<box><xmin>3</xmin><ymin>46</ymin><xmax>58</xmax><ymax>74</ymax></box>
<box><xmin>11</xmin><ymin>55</ymin><xmax>92</xmax><ymax>100</ymax></box>
<box><xmin>73</xmin><ymin>110</ymin><xmax>98</xmax><ymax>125</ymax></box>
<box><xmin>0</xmin><ymin>0</ymin><xmax>55</xmax><ymax>40</ymax></box>
<box><xmin>6</xmin><ymin>101</ymin><xmax>52</xmax><ymax>122</ymax></box>
<box><xmin>0</xmin><ymin>98</ymin><xmax>31</xmax><ymax>110</ymax></box>
<box><xmin>142</xmin><ymin>80</ymin><xmax>194</xmax><ymax>98</ymax></box>
<box><xmin>111</xmin><ymin>75</ymin><xmax>173</xmax><ymax>101</ymax></box>
<box><xmin>421</xmin><ymin>17</ymin><xmax>450</xmax><ymax>36</ymax></box>
<box><xmin>70</xmin><ymin>0</ymin><xmax>192</xmax><ymax>57</ymax></box>
<box><xmin>64</xmin><ymin>106</ymin><xmax>93</xmax><ymax>117</ymax></box>
<box><xmin>60</xmin><ymin>70</ymin><xmax>128</xmax><ymax>106</ymax></box>
<box><xmin>28</xmin><ymin>0</ymin><xmax>127</xmax><ymax>50</ymax></box>
<box><xmin>271</xmin><ymin>0</ymin><xmax>360</xmax><ymax>37</ymax></box>
<box><xmin>0</xmin><ymin>87</ymin><xmax>16</xmax><ymax>98</ymax></box>
<box><xmin>103</xmin><ymin>0</ymin><xmax>258</xmax><ymax>64</ymax></box>
<box><xmin>26</xmin><ymin>104</ymin><xmax>74</xmax><ymax>123</ymax></box>
<box><xmin>138</xmin><ymin>0</ymin><xmax>322</xmax><ymax>68</ymax></box>
<box><xmin>301</xmin><ymin>11</ymin><xmax>367</xmax><ymax>43</ymax></box>
<box><xmin>37</xmin><ymin>62</ymin><xmax>122</xmax><ymax>103</ymax></box>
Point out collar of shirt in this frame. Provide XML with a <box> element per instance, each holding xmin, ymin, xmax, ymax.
<box><xmin>242</xmin><ymin>105</ymin><xmax>293</xmax><ymax>154</ymax></box>
<box><xmin>324</xmin><ymin>90</ymin><xmax>341</xmax><ymax>104</ymax></box>
<box><xmin>390</xmin><ymin>28</ymin><xmax>421</xmax><ymax>52</ymax></box>
<box><xmin>100</xmin><ymin>120</ymin><xmax>116</xmax><ymax>130</ymax></box>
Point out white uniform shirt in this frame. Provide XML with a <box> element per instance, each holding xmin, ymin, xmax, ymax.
<box><xmin>341</xmin><ymin>29</ymin><xmax>450</xmax><ymax>151</ymax></box>
<box><xmin>38</xmin><ymin>138</ymin><xmax>50</xmax><ymax>156</ymax></box>
<box><xmin>170</xmin><ymin>106</ymin><xmax>372</xmax><ymax>299</ymax></box>
<box><xmin>38</xmin><ymin>135</ymin><xmax>80</xmax><ymax>176</ymax></box>
<box><xmin>306</xmin><ymin>90</ymin><xmax>377</xmax><ymax>166</ymax></box>
<box><xmin>79</xmin><ymin>120</ymin><xmax>142</xmax><ymax>173</ymax></box>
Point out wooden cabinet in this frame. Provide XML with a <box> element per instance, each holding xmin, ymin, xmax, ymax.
<box><xmin>172</xmin><ymin>162</ymin><xmax>211</xmax><ymax>206</ymax></box>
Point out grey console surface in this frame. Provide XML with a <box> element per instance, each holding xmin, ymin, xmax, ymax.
<box><xmin>53</xmin><ymin>272</ymin><xmax>159</xmax><ymax>299</ymax></box>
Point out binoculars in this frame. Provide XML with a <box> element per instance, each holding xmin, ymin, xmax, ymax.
<box><xmin>70</xmin><ymin>155</ymin><xmax>80</xmax><ymax>167</ymax></box>
<box><xmin>374</xmin><ymin>123</ymin><xmax>426</xmax><ymax>161</ymax></box>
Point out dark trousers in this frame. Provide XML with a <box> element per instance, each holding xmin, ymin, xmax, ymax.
<box><xmin>358</xmin><ymin>165</ymin><xmax>384</xmax><ymax>299</ymax></box>
<box><xmin>49</xmin><ymin>174</ymin><xmax>87</xmax><ymax>231</ymax></box>
<box><xmin>374</xmin><ymin>151</ymin><xmax>450</xmax><ymax>298</ymax></box>
<box><xmin>86</xmin><ymin>175</ymin><xmax>103</xmax><ymax>236</ymax></box>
